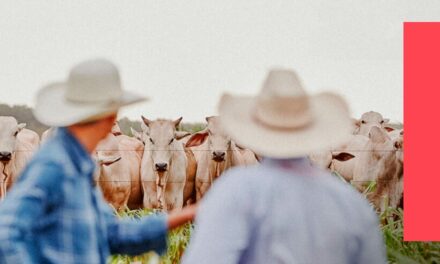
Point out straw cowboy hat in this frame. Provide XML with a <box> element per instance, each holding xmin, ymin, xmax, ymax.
<box><xmin>34</xmin><ymin>58</ymin><xmax>147</xmax><ymax>127</ymax></box>
<box><xmin>218</xmin><ymin>69</ymin><xmax>352</xmax><ymax>158</ymax></box>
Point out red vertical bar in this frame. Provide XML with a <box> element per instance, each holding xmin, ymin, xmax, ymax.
<box><xmin>404</xmin><ymin>22</ymin><xmax>440</xmax><ymax>241</ymax></box>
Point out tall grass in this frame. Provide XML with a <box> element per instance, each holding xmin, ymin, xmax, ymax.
<box><xmin>109</xmin><ymin>209</ymin><xmax>192</xmax><ymax>264</ymax></box>
<box><xmin>381</xmin><ymin>208</ymin><xmax>440</xmax><ymax>264</ymax></box>
<box><xmin>110</xmin><ymin>196</ymin><xmax>440</xmax><ymax>263</ymax></box>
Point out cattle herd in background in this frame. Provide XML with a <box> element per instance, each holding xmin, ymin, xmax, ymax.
<box><xmin>0</xmin><ymin>111</ymin><xmax>403</xmax><ymax>214</ymax></box>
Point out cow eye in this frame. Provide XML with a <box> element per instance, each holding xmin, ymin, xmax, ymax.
<box><xmin>361</xmin><ymin>120</ymin><xmax>366</xmax><ymax>124</ymax></box>
<box><xmin>149</xmin><ymin>138</ymin><xmax>154</xmax><ymax>144</ymax></box>
<box><xmin>380</xmin><ymin>120</ymin><xmax>384</xmax><ymax>124</ymax></box>
<box><xmin>13</xmin><ymin>131</ymin><xmax>18</xmax><ymax>137</ymax></box>
<box><xmin>169</xmin><ymin>138</ymin><xmax>174</xmax><ymax>145</ymax></box>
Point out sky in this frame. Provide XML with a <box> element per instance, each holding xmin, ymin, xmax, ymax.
<box><xmin>0</xmin><ymin>1</ymin><xmax>439</xmax><ymax>123</ymax></box>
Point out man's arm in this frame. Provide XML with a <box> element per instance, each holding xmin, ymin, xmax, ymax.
<box><xmin>97</xmin><ymin>191</ymin><xmax>196</xmax><ymax>256</ymax></box>
<box><xmin>182</xmin><ymin>170</ymin><xmax>253</xmax><ymax>264</ymax></box>
<box><xmin>0</xmin><ymin>161</ymin><xmax>62</xmax><ymax>263</ymax></box>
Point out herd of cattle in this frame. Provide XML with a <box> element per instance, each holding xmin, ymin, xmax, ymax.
<box><xmin>0</xmin><ymin>111</ymin><xmax>403</xmax><ymax>214</ymax></box>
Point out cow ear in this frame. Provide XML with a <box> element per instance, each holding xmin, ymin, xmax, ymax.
<box><xmin>141</xmin><ymin>116</ymin><xmax>151</xmax><ymax>127</ymax></box>
<box><xmin>185</xmin><ymin>132</ymin><xmax>209</xmax><ymax>148</ymax></box>
<box><xmin>369</xmin><ymin>126</ymin><xmax>389</xmax><ymax>143</ymax></box>
<box><xmin>173</xmin><ymin>117</ymin><xmax>183</xmax><ymax>128</ymax></box>
<box><xmin>175</xmin><ymin>131</ymin><xmax>191</xmax><ymax>140</ymax></box>
<box><xmin>384</xmin><ymin>126</ymin><xmax>394</xmax><ymax>132</ymax></box>
<box><xmin>205</xmin><ymin>116</ymin><xmax>214</xmax><ymax>123</ymax></box>
<box><xmin>17</xmin><ymin>123</ymin><xmax>26</xmax><ymax>131</ymax></box>
<box><xmin>332</xmin><ymin>152</ymin><xmax>355</xmax><ymax>162</ymax></box>
<box><xmin>100</xmin><ymin>156</ymin><xmax>121</xmax><ymax>166</ymax></box>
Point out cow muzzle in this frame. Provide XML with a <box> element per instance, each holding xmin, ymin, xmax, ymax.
<box><xmin>212</xmin><ymin>151</ymin><xmax>226</xmax><ymax>162</ymax></box>
<box><xmin>155</xmin><ymin>163</ymin><xmax>168</xmax><ymax>172</ymax></box>
<box><xmin>0</xmin><ymin>152</ymin><xmax>12</xmax><ymax>162</ymax></box>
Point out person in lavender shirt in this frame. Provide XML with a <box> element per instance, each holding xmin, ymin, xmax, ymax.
<box><xmin>182</xmin><ymin>69</ymin><xmax>386</xmax><ymax>264</ymax></box>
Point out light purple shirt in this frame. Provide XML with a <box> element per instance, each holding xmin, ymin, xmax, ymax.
<box><xmin>182</xmin><ymin>158</ymin><xmax>386</xmax><ymax>264</ymax></box>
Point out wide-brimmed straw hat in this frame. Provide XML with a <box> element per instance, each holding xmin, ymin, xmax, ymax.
<box><xmin>218</xmin><ymin>69</ymin><xmax>352</xmax><ymax>158</ymax></box>
<box><xmin>33</xmin><ymin>58</ymin><xmax>147</xmax><ymax>127</ymax></box>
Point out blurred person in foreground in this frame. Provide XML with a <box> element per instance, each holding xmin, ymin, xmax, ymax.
<box><xmin>0</xmin><ymin>59</ymin><xmax>196</xmax><ymax>263</ymax></box>
<box><xmin>182</xmin><ymin>69</ymin><xmax>386</xmax><ymax>264</ymax></box>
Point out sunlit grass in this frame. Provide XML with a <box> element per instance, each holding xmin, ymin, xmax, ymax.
<box><xmin>110</xmin><ymin>188</ymin><xmax>440</xmax><ymax>263</ymax></box>
<box><xmin>109</xmin><ymin>209</ymin><xmax>192</xmax><ymax>264</ymax></box>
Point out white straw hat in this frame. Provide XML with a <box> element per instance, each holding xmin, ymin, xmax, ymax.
<box><xmin>218</xmin><ymin>69</ymin><xmax>352</xmax><ymax>158</ymax></box>
<box><xmin>33</xmin><ymin>58</ymin><xmax>147</xmax><ymax>127</ymax></box>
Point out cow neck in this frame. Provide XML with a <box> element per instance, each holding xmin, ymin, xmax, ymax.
<box><xmin>155</xmin><ymin>154</ymin><xmax>173</xmax><ymax>211</ymax></box>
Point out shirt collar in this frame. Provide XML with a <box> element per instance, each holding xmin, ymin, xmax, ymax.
<box><xmin>57</xmin><ymin>127</ymin><xmax>95</xmax><ymax>177</ymax></box>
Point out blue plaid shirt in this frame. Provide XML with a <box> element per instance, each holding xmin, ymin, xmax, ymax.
<box><xmin>0</xmin><ymin>127</ymin><xmax>168</xmax><ymax>264</ymax></box>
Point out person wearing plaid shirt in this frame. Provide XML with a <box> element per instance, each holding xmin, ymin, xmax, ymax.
<box><xmin>0</xmin><ymin>59</ymin><xmax>196</xmax><ymax>264</ymax></box>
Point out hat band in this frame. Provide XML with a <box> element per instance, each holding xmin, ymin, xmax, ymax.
<box><xmin>252</xmin><ymin>96</ymin><xmax>314</xmax><ymax>130</ymax></box>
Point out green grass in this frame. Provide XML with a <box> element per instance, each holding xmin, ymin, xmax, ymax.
<box><xmin>381</xmin><ymin>207</ymin><xmax>440</xmax><ymax>264</ymax></box>
<box><xmin>110</xmin><ymin>200</ymin><xmax>440</xmax><ymax>264</ymax></box>
<box><xmin>109</xmin><ymin>209</ymin><xmax>192</xmax><ymax>264</ymax></box>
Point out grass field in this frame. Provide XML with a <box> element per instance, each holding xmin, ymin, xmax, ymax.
<box><xmin>110</xmin><ymin>177</ymin><xmax>440</xmax><ymax>264</ymax></box>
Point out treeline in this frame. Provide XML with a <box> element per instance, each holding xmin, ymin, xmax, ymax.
<box><xmin>0</xmin><ymin>104</ymin><xmax>205</xmax><ymax>136</ymax></box>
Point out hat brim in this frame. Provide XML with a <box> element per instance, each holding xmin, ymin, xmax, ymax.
<box><xmin>33</xmin><ymin>82</ymin><xmax>148</xmax><ymax>127</ymax></box>
<box><xmin>218</xmin><ymin>92</ymin><xmax>353</xmax><ymax>158</ymax></box>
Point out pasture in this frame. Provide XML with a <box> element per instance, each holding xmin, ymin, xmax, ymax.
<box><xmin>111</xmin><ymin>187</ymin><xmax>440</xmax><ymax>264</ymax></box>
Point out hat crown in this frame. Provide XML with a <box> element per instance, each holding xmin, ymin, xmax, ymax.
<box><xmin>254</xmin><ymin>69</ymin><xmax>312</xmax><ymax>129</ymax></box>
<box><xmin>65</xmin><ymin>59</ymin><xmax>123</xmax><ymax>103</ymax></box>
<box><xmin>260</xmin><ymin>69</ymin><xmax>306</xmax><ymax>98</ymax></box>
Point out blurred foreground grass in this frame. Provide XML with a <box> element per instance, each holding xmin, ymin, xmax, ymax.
<box><xmin>110</xmin><ymin>183</ymin><xmax>440</xmax><ymax>264</ymax></box>
<box><xmin>381</xmin><ymin>207</ymin><xmax>440</xmax><ymax>264</ymax></box>
<box><xmin>110</xmin><ymin>207</ymin><xmax>440</xmax><ymax>264</ymax></box>
<box><xmin>109</xmin><ymin>209</ymin><xmax>192</xmax><ymax>264</ymax></box>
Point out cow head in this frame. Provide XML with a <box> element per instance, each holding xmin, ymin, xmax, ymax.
<box><xmin>141</xmin><ymin>116</ymin><xmax>184</xmax><ymax>172</ymax></box>
<box><xmin>186</xmin><ymin>116</ymin><xmax>232</xmax><ymax>163</ymax></box>
<box><xmin>0</xmin><ymin>117</ymin><xmax>26</xmax><ymax>162</ymax></box>
<box><xmin>355</xmin><ymin>111</ymin><xmax>390</xmax><ymax>136</ymax></box>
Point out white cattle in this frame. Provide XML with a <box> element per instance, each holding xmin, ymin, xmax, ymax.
<box><xmin>138</xmin><ymin>117</ymin><xmax>195</xmax><ymax>211</ymax></box>
<box><xmin>0</xmin><ymin>117</ymin><xmax>39</xmax><ymax>199</ymax></box>
<box><xmin>185</xmin><ymin>116</ymin><xmax>254</xmax><ymax>201</ymax></box>
<box><xmin>94</xmin><ymin>131</ymin><xmax>144</xmax><ymax>210</ymax></box>
<box><xmin>353</xmin><ymin>111</ymin><xmax>391</xmax><ymax>136</ymax></box>
<box><xmin>362</xmin><ymin>127</ymin><xmax>403</xmax><ymax>212</ymax></box>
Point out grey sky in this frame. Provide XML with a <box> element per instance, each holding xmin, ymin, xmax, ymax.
<box><xmin>1</xmin><ymin>1</ymin><xmax>439</xmax><ymax>123</ymax></box>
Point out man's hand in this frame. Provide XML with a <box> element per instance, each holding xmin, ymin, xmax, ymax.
<box><xmin>167</xmin><ymin>204</ymin><xmax>198</xmax><ymax>230</ymax></box>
